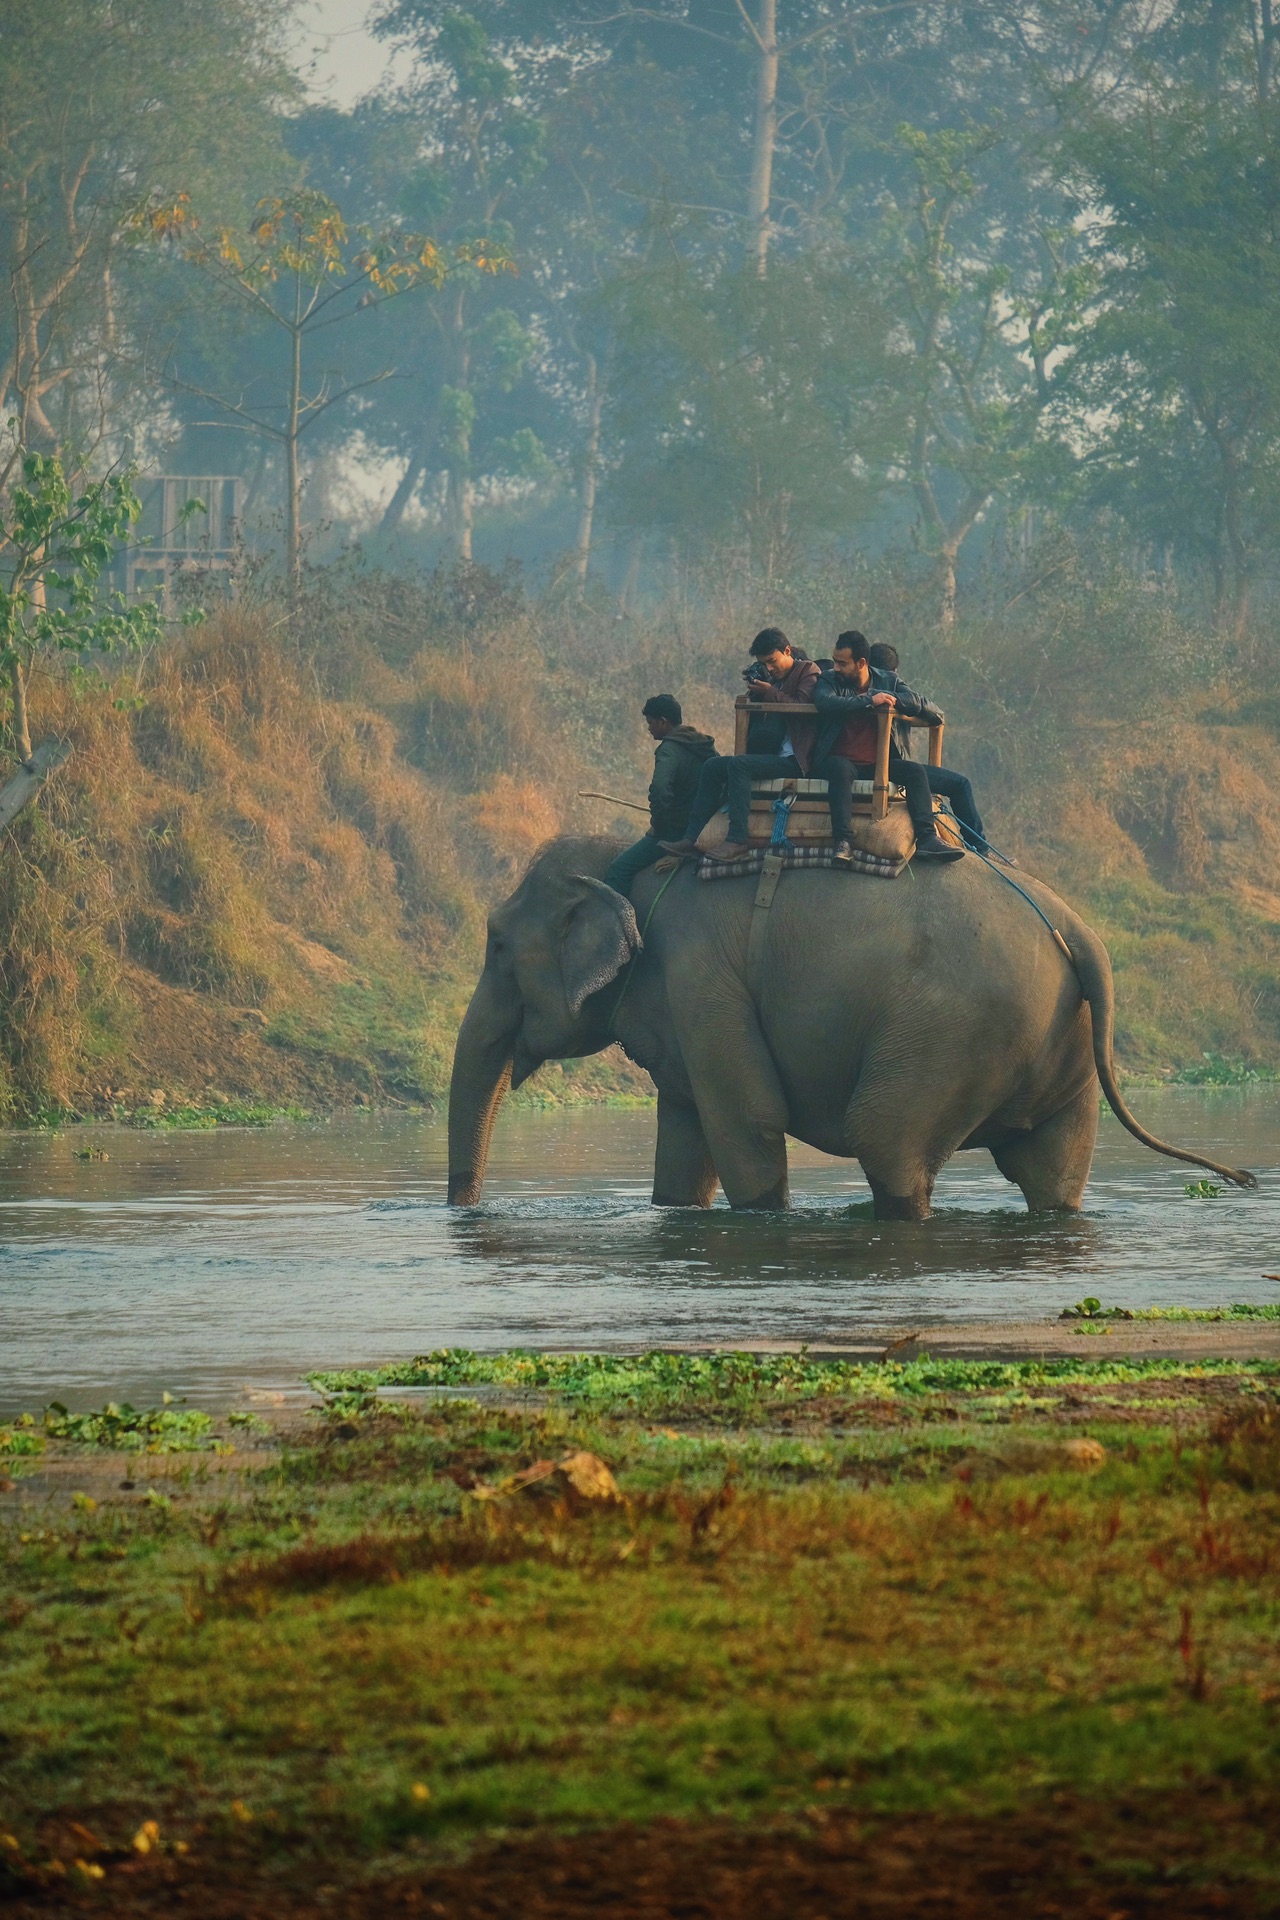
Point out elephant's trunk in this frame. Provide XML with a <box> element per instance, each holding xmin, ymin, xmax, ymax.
<box><xmin>1061</xmin><ymin>918</ymin><xmax>1258</xmax><ymax>1190</ymax></box>
<box><xmin>447</xmin><ymin>968</ymin><xmax>518</xmax><ymax>1204</ymax></box>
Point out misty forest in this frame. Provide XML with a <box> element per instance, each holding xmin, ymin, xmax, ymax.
<box><xmin>0</xmin><ymin>0</ymin><xmax>1277</xmax><ymax>1114</ymax></box>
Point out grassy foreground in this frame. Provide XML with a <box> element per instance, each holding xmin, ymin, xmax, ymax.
<box><xmin>3</xmin><ymin>1352</ymin><xmax>1280</xmax><ymax>1914</ymax></box>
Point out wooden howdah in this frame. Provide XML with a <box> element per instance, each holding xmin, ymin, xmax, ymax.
<box><xmin>695</xmin><ymin>700</ymin><xmax>957</xmax><ymax>859</ymax></box>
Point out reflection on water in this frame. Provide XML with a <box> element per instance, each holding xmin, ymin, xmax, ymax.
<box><xmin>0</xmin><ymin>1090</ymin><xmax>1276</xmax><ymax>1412</ymax></box>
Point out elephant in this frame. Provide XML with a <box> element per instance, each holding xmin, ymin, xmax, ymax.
<box><xmin>447</xmin><ymin>835</ymin><xmax>1256</xmax><ymax>1218</ymax></box>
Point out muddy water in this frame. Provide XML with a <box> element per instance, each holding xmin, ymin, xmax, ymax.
<box><xmin>0</xmin><ymin>1090</ymin><xmax>1277</xmax><ymax>1414</ymax></box>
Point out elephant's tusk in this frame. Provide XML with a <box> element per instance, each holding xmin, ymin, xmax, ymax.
<box><xmin>577</xmin><ymin>790</ymin><xmax>649</xmax><ymax>813</ymax></box>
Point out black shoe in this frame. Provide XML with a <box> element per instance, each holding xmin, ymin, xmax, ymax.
<box><xmin>832</xmin><ymin>840</ymin><xmax>853</xmax><ymax>866</ymax></box>
<box><xmin>914</xmin><ymin>833</ymin><xmax>964</xmax><ymax>863</ymax></box>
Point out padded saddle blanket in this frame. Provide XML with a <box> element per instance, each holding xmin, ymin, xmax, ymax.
<box><xmin>697</xmin><ymin>843</ymin><xmax>906</xmax><ymax>882</ymax></box>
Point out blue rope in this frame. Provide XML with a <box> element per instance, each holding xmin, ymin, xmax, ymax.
<box><xmin>770</xmin><ymin>790</ymin><xmax>795</xmax><ymax>852</ymax></box>
<box><xmin>930</xmin><ymin>801</ymin><xmax>1071</xmax><ymax>953</ymax></box>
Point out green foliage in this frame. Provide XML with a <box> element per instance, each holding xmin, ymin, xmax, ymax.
<box><xmin>0</xmin><ymin>447</ymin><xmax>162</xmax><ymax>738</ymax></box>
<box><xmin>307</xmin><ymin>1347</ymin><xmax>1280</xmax><ymax>1420</ymax></box>
<box><xmin>34</xmin><ymin>1398</ymin><xmax>217</xmax><ymax>1451</ymax></box>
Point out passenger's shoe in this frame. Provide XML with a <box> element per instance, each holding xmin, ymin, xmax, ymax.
<box><xmin>832</xmin><ymin>840</ymin><xmax>853</xmax><ymax>866</ymax></box>
<box><xmin>658</xmin><ymin>838</ymin><xmax>701</xmax><ymax>859</ymax></box>
<box><xmin>718</xmin><ymin>841</ymin><xmax>754</xmax><ymax>861</ymax></box>
<box><xmin>913</xmin><ymin>832</ymin><xmax>964</xmax><ymax>863</ymax></box>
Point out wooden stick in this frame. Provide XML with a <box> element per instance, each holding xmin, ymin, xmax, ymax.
<box><xmin>577</xmin><ymin>789</ymin><xmax>649</xmax><ymax>814</ymax></box>
<box><xmin>872</xmin><ymin>708</ymin><xmax>892</xmax><ymax>821</ymax></box>
<box><xmin>0</xmin><ymin>738</ymin><xmax>71</xmax><ymax>832</ymax></box>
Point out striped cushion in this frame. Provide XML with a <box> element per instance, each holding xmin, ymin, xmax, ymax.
<box><xmin>697</xmin><ymin>844</ymin><xmax>906</xmax><ymax>881</ymax></box>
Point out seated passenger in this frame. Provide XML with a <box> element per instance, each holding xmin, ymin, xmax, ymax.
<box><xmin>868</xmin><ymin>638</ymin><xmax>986</xmax><ymax>851</ymax></box>
<box><xmin>660</xmin><ymin>627</ymin><xmax>818</xmax><ymax>861</ymax></box>
<box><xmin>603</xmin><ymin>695</ymin><xmax>717</xmax><ymax>896</ymax></box>
<box><xmin>812</xmin><ymin>631</ymin><xmax>964</xmax><ymax>865</ymax></box>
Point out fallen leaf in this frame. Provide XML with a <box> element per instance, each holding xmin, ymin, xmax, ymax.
<box><xmin>229</xmin><ymin>1801</ymin><xmax>254</xmax><ymax>1825</ymax></box>
<box><xmin>411</xmin><ymin>1783</ymin><xmax>431</xmax><ymax>1803</ymax></box>
<box><xmin>132</xmin><ymin>1821</ymin><xmax>160</xmax><ymax>1855</ymax></box>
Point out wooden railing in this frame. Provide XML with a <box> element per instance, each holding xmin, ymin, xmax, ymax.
<box><xmin>732</xmin><ymin>696</ymin><xmax>943</xmax><ymax>820</ymax></box>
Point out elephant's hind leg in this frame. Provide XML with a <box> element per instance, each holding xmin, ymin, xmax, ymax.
<box><xmin>991</xmin><ymin>1080</ymin><xmax>1098</xmax><ymax>1212</ymax></box>
<box><xmin>652</xmin><ymin>1093</ymin><xmax>717</xmax><ymax>1207</ymax></box>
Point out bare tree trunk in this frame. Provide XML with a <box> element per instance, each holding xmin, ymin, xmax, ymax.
<box><xmin>285</xmin><ymin>323</ymin><xmax>303</xmax><ymax>604</ymax></box>
<box><xmin>447</xmin><ymin>468</ymin><xmax>473</xmax><ymax>560</ymax></box>
<box><xmin>10</xmin><ymin>658</ymin><xmax>32</xmax><ymax>764</ymax></box>
<box><xmin>378</xmin><ymin>399</ymin><xmax>442</xmax><ymax>538</ymax></box>
<box><xmin>938</xmin><ymin>542</ymin><xmax>959</xmax><ymax>636</ymax></box>
<box><xmin>619</xmin><ymin>530</ymin><xmax>644</xmax><ymax>613</ymax></box>
<box><xmin>573</xmin><ymin>354</ymin><xmax>603</xmax><ymax>587</ymax></box>
<box><xmin>747</xmin><ymin>0</ymin><xmax>779</xmax><ymax>276</ymax></box>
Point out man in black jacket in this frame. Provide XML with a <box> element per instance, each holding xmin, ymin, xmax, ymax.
<box><xmin>811</xmin><ymin>632</ymin><xmax>964</xmax><ymax>864</ymax></box>
<box><xmin>604</xmin><ymin>695</ymin><xmax>717</xmax><ymax>895</ymax></box>
<box><xmin>867</xmin><ymin>638</ymin><xmax>985</xmax><ymax>849</ymax></box>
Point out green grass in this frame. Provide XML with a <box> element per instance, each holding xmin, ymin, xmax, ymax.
<box><xmin>4</xmin><ymin>1363</ymin><xmax>1280</xmax><ymax>1899</ymax></box>
<box><xmin>119</xmin><ymin>1102</ymin><xmax>312</xmax><ymax>1130</ymax></box>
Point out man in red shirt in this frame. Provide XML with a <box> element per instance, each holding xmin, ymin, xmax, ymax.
<box><xmin>811</xmin><ymin>632</ymin><xmax>964</xmax><ymax>864</ymax></box>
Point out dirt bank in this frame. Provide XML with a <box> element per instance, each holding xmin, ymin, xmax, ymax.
<box><xmin>8</xmin><ymin>1793</ymin><xmax>1275</xmax><ymax>1917</ymax></box>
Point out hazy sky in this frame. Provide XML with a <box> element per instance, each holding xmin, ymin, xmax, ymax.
<box><xmin>294</xmin><ymin>0</ymin><xmax>401</xmax><ymax>107</ymax></box>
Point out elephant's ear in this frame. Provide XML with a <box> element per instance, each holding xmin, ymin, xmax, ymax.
<box><xmin>560</xmin><ymin>876</ymin><xmax>642</xmax><ymax>1016</ymax></box>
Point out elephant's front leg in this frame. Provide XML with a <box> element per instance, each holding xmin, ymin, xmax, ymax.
<box><xmin>673</xmin><ymin>998</ymin><xmax>790</xmax><ymax>1209</ymax></box>
<box><xmin>652</xmin><ymin>1092</ymin><xmax>718</xmax><ymax>1207</ymax></box>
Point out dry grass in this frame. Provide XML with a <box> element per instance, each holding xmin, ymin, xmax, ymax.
<box><xmin>0</xmin><ymin>540</ymin><xmax>1276</xmax><ymax>1116</ymax></box>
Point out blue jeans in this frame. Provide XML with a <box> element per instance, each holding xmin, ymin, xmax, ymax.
<box><xmin>683</xmin><ymin>752</ymin><xmax>802</xmax><ymax>844</ymax></box>
<box><xmin>604</xmin><ymin>833</ymin><xmax>663</xmax><ymax>897</ymax></box>
<box><xmin>924</xmin><ymin>765</ymin><xmax>984</xmax><ymax>848</ymax></box>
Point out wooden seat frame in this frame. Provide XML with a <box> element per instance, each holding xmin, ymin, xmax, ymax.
<box><xmin>733</xmin><ymin>697</ymin><xmax>943</xmax><ymax>822</ymax></box>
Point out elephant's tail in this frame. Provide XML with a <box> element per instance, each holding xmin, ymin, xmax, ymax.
<box><xmin>1057</xmin><ymin>916</ymin><xmax>1258</xmax><ymax>1190</ymax></box>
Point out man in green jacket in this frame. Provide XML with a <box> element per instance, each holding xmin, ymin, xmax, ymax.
<box><xmin>604</xmin><ymin>695</ymin><xmax>717</xmax><ymax>896</ymax></box>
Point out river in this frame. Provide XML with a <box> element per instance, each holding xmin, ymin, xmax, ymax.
<box><xmin>0</xmin><ymin>1089</ymin><xmax>1276</xmax><ymax>1414</ymax></box>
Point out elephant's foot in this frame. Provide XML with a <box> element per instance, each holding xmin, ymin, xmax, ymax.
<box><xmin>730</xmin><ymin>1175</ymin><xmax>790</xmax><ymax>1210</ymax></box>
<box><xmin>447</xmin><ymin>1171</ymin><xmax>483</xmax><ymax>1205</ymax></box>
<box><xmin>652</xmin><ymin>1186</ymin><xmax>714</xmax><ymax>1208</ymax></box>
<box><xmin>652</xmin><ymin>1094</ymin><xmax>718</xmax><ymax>1207</ymax></box>
<box><xmin>867</xmin><ymin>1176</ymin><xmax>932</xmax><ymax>1222</ymax></box>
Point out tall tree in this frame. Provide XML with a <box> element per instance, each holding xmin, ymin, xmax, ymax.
<box><xmin>143</xmin><ymin>191</ymin><xmax>495</xmax><ymax>595</ymax></box>
<box><xmin>1063</xmin><ymin>11</ymin><xmax>1280</xmax><ymax>628</ymax></box>
<box><xmin>0</xmin><ymin>0</ymin><xmax>296</xmax><ymax>457</ymax></box>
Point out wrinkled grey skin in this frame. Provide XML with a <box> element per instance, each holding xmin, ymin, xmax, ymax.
<box><xmin>448</xmin><ymin>836</ymin><xmax>1256</xmax><ymax>1218</ymax></box>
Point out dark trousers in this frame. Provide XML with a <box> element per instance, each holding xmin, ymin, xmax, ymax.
<box><xmin>924</xmin><ymin>764</ymin><xmax>984</xmax><ymax>848</ymax></box>
<box><xmin>812</xmin><ymin>752</ymin><xmax>936</xmax><ymax>838</ymax></box>
<box><xmin>684</xmin><ymin>752</ymin><xmax>802</xmax><ymax>844</ymax></box>
<box><xmin>603</xmin><ymin>833</ymin><xmax>663</xmax><ymax>897</ymax></box>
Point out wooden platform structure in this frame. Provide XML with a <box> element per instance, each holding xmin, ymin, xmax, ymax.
<box><xmin>721</xmin><ymin>697</ymin><xmax>949</xmax><ymax>853</ymax></box>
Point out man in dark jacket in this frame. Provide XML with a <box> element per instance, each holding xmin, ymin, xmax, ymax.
<box><xmin>660</xmin><ymin>628</ymin><xmax>819</xmax><ymax>861</ymax></box>
<box><xmin>811</xmin><ymin>632</ymin><xmax>964</xmax><ymax>864</ymax></box>
<box><xmin>604</xmin><ymin>695</ymin><xmax>717</xmax><ymax>895</ymax></box>
<box><xmin>867</xmin><ymin>638</ymin><xmax>985</xmax><ymax>849</ymax></box>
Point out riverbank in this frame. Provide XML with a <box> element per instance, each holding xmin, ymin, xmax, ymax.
<box><xmin>3</xmin><ymin>1350</ymin><xmax>1279</xmax><ymax>1914</ymax></box>
<box><xmin>2</xmin><ymin>574</ymin><xmax>1278</xmax><ymax>1121</ymax></box>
